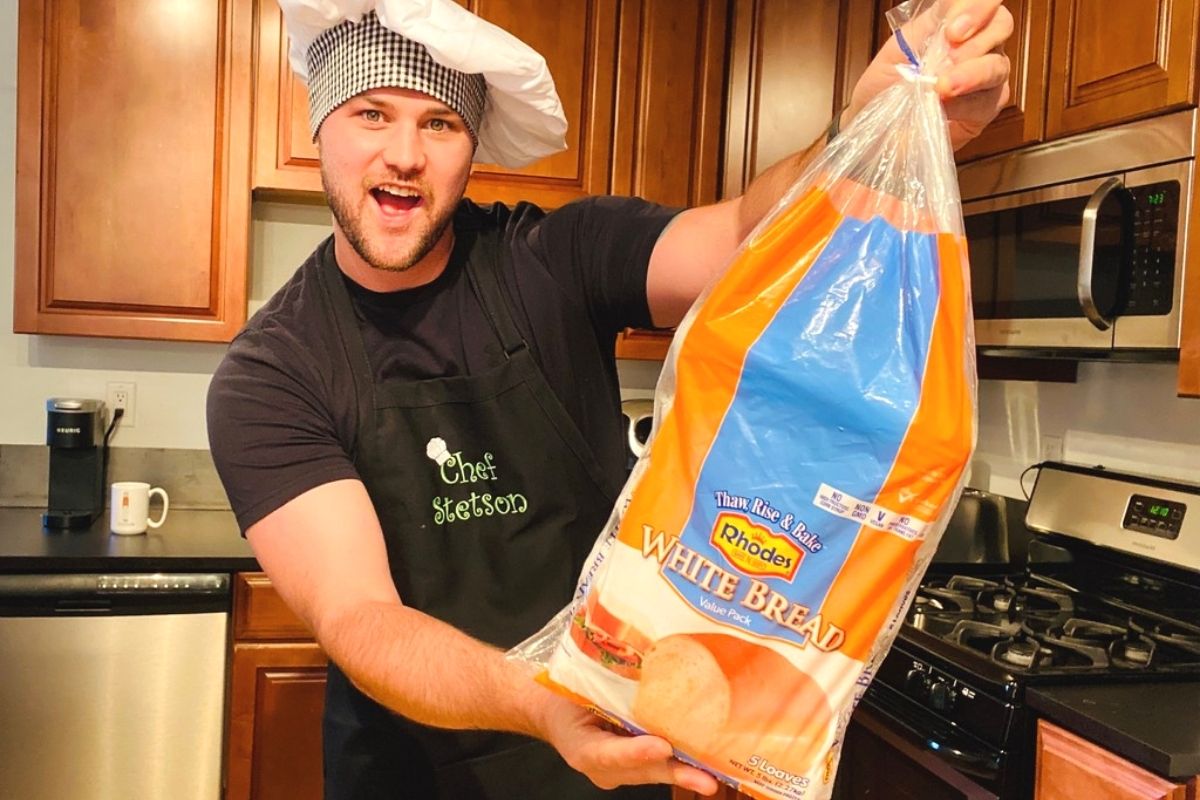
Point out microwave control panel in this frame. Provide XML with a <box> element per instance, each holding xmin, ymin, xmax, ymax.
<box><xmin>1125</xmin><ymin>180</ymin><xmax>1180</xmax><ymax>316</ymax></box>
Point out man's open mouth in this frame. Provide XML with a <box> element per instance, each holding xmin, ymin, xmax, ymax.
<box><xmin>371</xmin><ymin>185</ymin><xmax>425</xmax><ymax>215</ymax></box>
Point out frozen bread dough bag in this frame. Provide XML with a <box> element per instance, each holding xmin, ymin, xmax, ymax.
<box><xmin>511</xmin><ymin>1</ymin><xmax>977</xmax><ymax>798</ymax></box>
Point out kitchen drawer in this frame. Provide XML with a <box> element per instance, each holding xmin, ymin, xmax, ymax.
<box><xmin>233</xmin><ymin>572</ymin><xmax>314</xmax><ymax>640</ymax></box>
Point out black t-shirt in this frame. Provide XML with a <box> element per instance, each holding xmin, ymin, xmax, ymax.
<box><xmin>208</xmin><ymin>196</ymin><xmax>679</xmax><ymax>531</ymax></box>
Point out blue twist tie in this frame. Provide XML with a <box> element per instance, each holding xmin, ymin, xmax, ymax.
<box><xmin>895</xmin><ymin>28</ymin><xmax>920</xmax><ymax>68</ymax></box>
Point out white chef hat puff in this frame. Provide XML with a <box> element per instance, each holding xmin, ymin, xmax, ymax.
<box><xmin>277</xmin><ymin>0</ymin><xmax>568</xmax><ymax>169</ymax></box>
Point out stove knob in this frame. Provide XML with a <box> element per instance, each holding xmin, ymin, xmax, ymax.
<box><xmin>904</xmin><ymin>669</ymin><xmax>929</xmax><ymax>698</ymax></box>
<box><xmin>929</xmin><ymin>680</ymin><xmax>954</xmax><ymax>712</ymax></box>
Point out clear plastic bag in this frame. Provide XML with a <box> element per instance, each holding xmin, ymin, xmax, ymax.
<box><xmin>510</xmin><ymin>2</ymin><xmax>977</xmax><ymax>797</ymax></box>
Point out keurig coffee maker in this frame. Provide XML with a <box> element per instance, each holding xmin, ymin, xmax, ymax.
<box><xmin>44</xmin><ymin>398</ymin><xmax>108</xmax><ymax>529</ymax></box>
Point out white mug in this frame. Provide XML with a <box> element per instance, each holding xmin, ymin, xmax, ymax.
<box><xmin>621</xmin><ymin>399</ymin><xmax>654</xmax><ymax>459</ymax></box>
<box><xmin>110</xmin><ymin>482</ymin><xmax>169</xmax><ymax>535</ymax></box>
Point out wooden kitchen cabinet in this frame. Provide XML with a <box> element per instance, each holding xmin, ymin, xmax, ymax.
<box><xmin>13</xmin><ymin>0</ymin><xmax>254</xmax><ymax>342</ymax></box>
<box><xmin>610</xmin><ymin>0</ymin><xmax>728</xmax><ymax>360</ymax></box>
<box><xmin>252</xmin><ymin>0</ymin><xmax>321</xmax><ymax>196</ymax></box>
<box><xmin>457</xmin><ymin>0</ymin><xmax>621</xmax><ymax>208</ymax></box>
<box><xmin>873</xmin><ymin>0</ymin><xmax>1052</xmax><ymax>163</ymax></box>
<box><xmin>227</xmin><ymin>572</ymin><xmax>328</xmax><ymax>800</ymax></box>
<box><xmin>723</xmin><ymin>0</ymin><xmax>878</xmax><ymax>198</ymax></box>
<box><xmin>254</xmin><ymin>0</ymin><xmax>728</xmax><ymax>214</ymax></box>
<box><xmin>876</xmin><ymin>0</ymin><xmax>1199</xmax><ymax>158</ymax></box>
<box><xmin>1035</xmin><ymin>720</ymin><xmax>1195</xmax><ymax>800</ymax></box>
<box><xmin>610</xmin><ymin>0</ymin><xmax>728</xmax><ymax>209</ymax></box>
<box><xmin>1045</xmin><ymin>0</ymin><xmax>1199</xmax><ymax>140</ymax></box>
<box><xmin>617</xmin><ymin>0</ymin><xmax>879</xmax><ymax>362</ymax></box>
<box><xmin>253</xmin><ymin>0</ymin><xmax>623</xmax><ymax>209</ymax></box>
<box><xmin>873</xmin><ymin>0</ymin><xmax>1051</xmax><ymax>163</ymax></box>
<box><xmin>951</xmin><ymin>0</ymin><xmax>1050</xmax><ymax>162</ymax></box>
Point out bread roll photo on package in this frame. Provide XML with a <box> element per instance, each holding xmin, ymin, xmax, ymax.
<box><xmin>509</xmin><ymin>1</ymin><xmax>977</xmax><ymax>797</ymax></box>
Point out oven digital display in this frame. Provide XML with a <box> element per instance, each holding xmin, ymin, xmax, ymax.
<box><xmin>1123</xmin><ymin>494</ymin><xmax>1185</xmax><ymax>539</ymax></box>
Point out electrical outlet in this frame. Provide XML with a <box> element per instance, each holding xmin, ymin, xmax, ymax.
<box><xmin>1039</xmin><ymin>434</ymin><xmax>1063</xmax><ymax>462</ymax></box>
<box><xmin>106</xmin><ymin>381</ymin><xmax>136</xmax><ymax>428</ymax></box>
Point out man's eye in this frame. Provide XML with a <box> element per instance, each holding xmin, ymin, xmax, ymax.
<box><xmin>361</xmin><ymin>109</ymin><xmax>383</xmax><ymax>123</ymax></box>
<box><xmin>429</xmin><ymin>118</ymin><xmax>449</xmax><ymax>132</ymax></box>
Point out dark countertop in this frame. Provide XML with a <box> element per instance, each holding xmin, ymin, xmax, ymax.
<box><xmin>0</xmin><ymin>506</ymin><xmax>258</xmax><ymax>573</ymax></box>
<box><xmin>1027</xmin><ymin>682</ymin><xmax>1200</xmax><ymax>780</ymax></box>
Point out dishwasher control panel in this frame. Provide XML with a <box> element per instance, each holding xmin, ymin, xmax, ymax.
<box><xmin>0</xmin><ymin>573</ymin><xmax>231</xmax><ymax>615</ymax></box>
<box><xmin>97</xmin><ymin>574</ymin><xmax>229</xmax><ymax>593</ymax></box>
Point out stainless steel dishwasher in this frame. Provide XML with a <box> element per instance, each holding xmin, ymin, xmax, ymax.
<box><xmin>0</xmin><ymin>573</ymin><xmax>230</xmax><ymax>800</ymax></box>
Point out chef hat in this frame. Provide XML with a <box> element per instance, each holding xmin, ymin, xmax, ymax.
<box><xmin>279</xmin><ymin>0</ymin><xmax>568</xmax><ymax>168</ymax></box>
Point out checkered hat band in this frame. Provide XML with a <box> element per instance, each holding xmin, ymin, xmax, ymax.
<box><xmin>306</xmin><ymin>13</ymin><xmax>487</xmax><ymax>142</ymax></box>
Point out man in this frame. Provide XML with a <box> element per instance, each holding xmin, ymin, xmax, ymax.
<box><xmin>207</xmin><ymin>1</ymin><xmax>1013</xmax><ymax>797</ymax></box>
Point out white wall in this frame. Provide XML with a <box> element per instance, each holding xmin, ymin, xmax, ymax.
<box><xmin>0</xmin><ymin>2</ymin><xmax>332</xmax><ymax>449</ymax></box>
<box><xmin>611</xmin><ymin>358</ymin><xmax>1200</xmax><ymax>498</ymax></box>
<box><xmin>972</xmin><ymin>362</ymin><xmax>1200</xmax><ymax>497</ymax></box>
<box><xmin>1</xmin><ymin>1</ymin><xmax>1197</xmax><ymax>487</ymax></box>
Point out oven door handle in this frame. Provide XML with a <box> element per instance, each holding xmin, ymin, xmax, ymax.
<box><xmin>862</xmin><ymin>687</ymin><xmax>1003</xmax><ymax>784</ymax></box>
<box><xmin>879</xmin><ymin>707</ymin><xmax>1002</xmax><ymax>777</ymax></box>
<box><xmin>1077</xmin><ymin>176</ymin><xmax>1123</xmax><ymax>331</ymax></box>
<box><xmin>923</xmin><ymin>733</ymin><xmax>1003</xmax><ymax>775</ymax></box>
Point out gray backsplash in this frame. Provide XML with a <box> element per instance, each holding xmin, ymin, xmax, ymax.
<box><xmin>0</xmin><ymin>445</ymin><xmax>231</xmax><ymax>510</ymax></box>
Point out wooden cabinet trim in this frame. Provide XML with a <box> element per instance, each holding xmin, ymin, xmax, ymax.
<box><xmin>234</xmin><ymin>572</ymin><xmax>315</xmax><ymax>640</ymax></box>
<box><xmin>1177</xmin><ymin>106</ymin><xmax>1200</xmax><ymax>396</ymax></box>
<box><xmin>615</xmin><ymin>327</ymin><xmax>672</xmax><ymax>360</ymax></box>
<box><xmin>1035</xmin><ymin>720</ymin><xmax>1188</xmax><ymax>800</ymax></box>
<box><xmin>252</xmin><ymin>0</ymin><xmax>323</xmax><ymax>195</ymax></box>
<box><xmin>721</xmin><ymin>0</ymin><xmax>758</xmax><ymax>199</ymax></box>
<box><xmin>12</xmin><ymin>0</ymin><xmax>45</xmax><ymax>337</ymax></box>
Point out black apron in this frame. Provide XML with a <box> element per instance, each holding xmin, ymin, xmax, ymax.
<box><xmin>317</xmin><ymin>220</ymin><xmax>668</xmax><ymax>800</ymax></box>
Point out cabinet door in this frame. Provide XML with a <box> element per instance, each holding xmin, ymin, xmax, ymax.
<box><xmin>619</xmin><ymin>0</ymin><xmax>875</xmax><ymax>362</ymax></box>
<box><xmin>723</xmin><ymin>0</ymin><xmax>860</xmax><ymax>197</ymax></box>
<box><xmin>953</xmin><ymin>0</ymin><xmax>1050</xmax><ymax>161</ymax></box>
<box><xmin>13</xmin><ymin>0</ymin><xmax>253</xmax><ymax>342</ymax></box>
<box><xmin>227</xmin><ymin>642</ymin><xmax>328</xmax><ymax>800</ymax></box>
<box><xmin>252</xmin><ymin>0</ymin><xmax>322</xmax><ymax>196</ymax></box>
<box><xmin>459</xmin><ymin>0</ymin><xmax>619</xmax><ymax>208</ymax></box>
<box><xmin>611</xmin><ymin>0</ymin><xmax>728</xmax><ymax>208</ymax></box>
<box><xmin>610</xmin><ymin>0</ymin><xmax>728</xmax><ymax>361</ymax></box>
<box><xmin>1035</xmin><ymin>720</ymin><xmax>1188</xmax><ymax>800</ymax></box>
<box><xmin>1045</xmin><ymin>0</ymin><xmax>1199</xmax><ymax>139</ymax></box>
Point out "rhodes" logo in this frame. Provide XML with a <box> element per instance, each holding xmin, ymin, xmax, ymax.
<box><xmin>711</xmin><ymin>512</ymin><xmax>803</xmax><ymax>581</ymax></box>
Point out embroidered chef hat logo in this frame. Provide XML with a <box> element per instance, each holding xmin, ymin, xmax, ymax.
<box><xmin>425</xmin><ymin>437</ymin><xmax>452</xmax><ymax>466</ymax></box>
<box><xmin>304</xmin><ymin>11</ymin><xmax>487</xmax><ymax>143</ymax></box>
<box><xmin>711</xmin><ymin>512</ymin><xmax>803</xmax><ymax>582</ymax></box>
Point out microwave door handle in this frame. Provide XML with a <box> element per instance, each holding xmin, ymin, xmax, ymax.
<box><xmin>1077</xmin><ymin>176</ymin><xmax>1123</xmax><ymax>331</ymax></box>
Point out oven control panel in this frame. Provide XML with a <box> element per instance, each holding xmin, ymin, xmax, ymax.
<box><xmin>873</xmin><ymin>645</ymin><xmax>1013</xmax><ymax>747</ymax></box>
<box><xmin>901</xmin><ymin>666</ymin><xmax>962</xmax><ymax>712</ymax></box>
<box><xmin>1027</xmin><ymin>463</ymin><xmax>1200</xmax><ymax>574</ymax></box>
<box><xmin>1125</xmin><ymin>181</ymin><xmax>1180</xmax><ymax>316</ymax></box>
<box><xmin>1123</xmin><ymin>494</ymin><xmax>1185</xmax><ymax>539</ymax></box>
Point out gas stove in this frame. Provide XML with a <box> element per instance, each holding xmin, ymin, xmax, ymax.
<box><xmin>854</xmin><ymin>462</ymin><xmax>1200</xmax><ymax>799</ymax></box>
<box><xmin>908</xmin><ymin>568</ymin><xmax>1200</xmax><ymax>678</ymax></box>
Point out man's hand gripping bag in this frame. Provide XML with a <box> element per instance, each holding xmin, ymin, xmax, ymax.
<box><xmin>511</xmin><ymin>3</ymin><xmax>977</xmax><ymax>797</ymax></box>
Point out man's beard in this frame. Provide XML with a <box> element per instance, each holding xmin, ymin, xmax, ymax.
<box><xmin>322</xmin><ymin>167</ymin><xmax>457</xmax><ymax>272</ymax></box>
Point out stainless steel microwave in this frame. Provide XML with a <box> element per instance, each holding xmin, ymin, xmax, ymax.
<box><xmin>959</xmin><ymin>109</ymin><xmax>1194</xmax><ymax>355</ymax></box>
